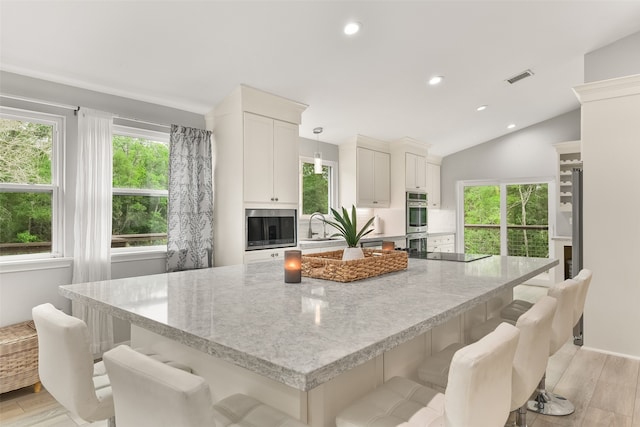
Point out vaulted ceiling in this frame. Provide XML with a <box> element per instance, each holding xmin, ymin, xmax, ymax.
<box><xmin>2</xmin><ymin>1</ymin><xmax>640</xmax><ymax>156</ymax></box>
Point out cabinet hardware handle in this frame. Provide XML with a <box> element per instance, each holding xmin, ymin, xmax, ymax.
<box><xmin>275</xmin><ymin>197</ymin><xmax>279</xmax><ymax>202</ymax></box>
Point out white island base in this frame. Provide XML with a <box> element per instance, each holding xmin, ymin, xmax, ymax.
<box><xmin>131</xmin><ymin>287</ymin><xmax>512</xmax><ymax>427</ymax></box>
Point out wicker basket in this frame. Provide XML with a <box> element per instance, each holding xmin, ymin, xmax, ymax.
<box><xmin>302</xmin><ymin>249</ymin><xmax>408</xmax><ymax>282</ymax></box>
<box><xmin>0</xmin><ymin>320</ymin><xmax>40</xmax><ymax>394</ymax></box>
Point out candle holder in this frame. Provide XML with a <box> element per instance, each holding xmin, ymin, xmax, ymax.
<box><xmin>382</xmin><ymin>241</ymin><xmax>395</xmax><ymax>251</ymax></box>
<box><xmin>284</xmin><ymin>250</ymin><xmax>302</xmax><ymax>283</ymax></box>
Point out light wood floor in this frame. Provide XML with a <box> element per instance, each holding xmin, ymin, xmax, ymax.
<box><xmin>2</xmin><ymin>286</ymin><xmax>639</xmax><ymax>427</ymax></box>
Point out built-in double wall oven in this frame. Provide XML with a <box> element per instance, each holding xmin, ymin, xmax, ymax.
<box><xmin>406</xmin><ymin>191</ymin><xmax>428</xmax><ymax>233</ymax></box>
<box><xmin>245</xmin><ymin>209</ymin><xmax>297</xmax><ymax>251</ymax></box>
<box><xmin>406</xmin><ymin>191</ymin><xmax>428</xmax><ymax>252</ymax></box>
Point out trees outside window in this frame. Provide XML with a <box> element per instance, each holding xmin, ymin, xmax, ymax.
<box><xmin>301</xmin><ymin>160</ymin><xmax>336</xmax><ymax>216</ymax></box>
<box><xmin>464</xmin><ymin>182</ymin><xmax>549</xmax><ymax>257</ymax></box>
<box><xmin>0</xmin><ymin>112</ymin><xmax>61</xmax><ymax>256</ymax></box>
<box><xmin>112</xmin><ymin>129</ymin><xmax>169</xmax><ymax>248</ymax></box>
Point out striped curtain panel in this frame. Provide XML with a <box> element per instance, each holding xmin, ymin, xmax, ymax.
<box><xmin>167</xmin><ymin>125</ymin><xmax>214</xmax><ymax>272</ymax></box>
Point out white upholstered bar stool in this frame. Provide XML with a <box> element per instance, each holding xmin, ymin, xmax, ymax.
<box><xmin>418</xmin><ymin>296</ymin><xmax>557</xmax><ymax>427</ymax></box>
<box><xmin>32</xmin><ymin>303</ymin><xmax>117</xmax><ymax>426</ymax></box>
<box><xmin>527</xmin><ymin>275</ymin><xmax>587</xmax><ymax>415</ymax></box>
<box><xmin>103</xmin><ymin>344</ymin><xmax>307</xmax><ymax>427</ymax></box>
<box><xmin>32</xmin><ymin>303</ymin><xmax>190</xmax><ymax>427</ymax></box>
<box><xmin>335</xmin><ymin>322</ymin><xmax>520</xmax><ymax>427</ymax></box>
<box><xmin>500</xmin><ymin>269</ymin><xmax>592</xmax><ymax>325</ymax></box>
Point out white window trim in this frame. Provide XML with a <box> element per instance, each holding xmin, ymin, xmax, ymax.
<box><xmin>299</xmin><ymin>156</ymin><xmax>339</xmax><ymax>219</ymax></box>
<box><xmin>111</xmin><ymin>124</ymin><xmax>169</xmax><ymax>254</ymax></box>
<box><xmin>0</xmin><ymin>107</ymin><xmax>65</xmax><ymax>261</ymax></box>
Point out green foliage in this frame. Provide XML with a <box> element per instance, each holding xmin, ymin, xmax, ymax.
<box><xmin>16</xmin><ymin>231</ymin><xmax>39</xmax><ymax>243</ymax></box>
<box><xmin>302</xmin><ymin>162</ymin><xmax>329</xmax><ymax>215</ymax></box>
<box><xmin>112</xmin><ymin>195</ymin><xmax>167</xmax><ymax>236</ymax></box>
<box><xmin>0</xmin><ymin>119</ymin><xmax>52</xmax><ymax>184</ymax></box>
<box><xmin>0</xmin><ymin>124</ymin><xmax>170</xmax><ymax>252</ymax></box>
<box><xmin>0</xmin><ymin>192</ymin><xmax>52</xmax><ymax>244</ymax></box>
<box><xmin>323</xmin><ymin>205</ymin><xmax>374</xmax><ymax>247</ymax></box>
<box><xmin>112</xmin><ymin>135</ymin><xmax>168</xmax><ymax>189</ymax></box>
<box><xmin>464</xmin><ymin>184</ymin><xmax>549</xmax><ymax>257</ymax></box>
<box><xmin>111</xmin><ymin>135</ymin><xmax>169</xmax><ymax>239</ymax></box>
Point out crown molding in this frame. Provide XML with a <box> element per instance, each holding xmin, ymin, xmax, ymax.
<box><xmin>573</xmin><ymin>74</ymin><xmax>640</xmax><ymax>104</ymax></box>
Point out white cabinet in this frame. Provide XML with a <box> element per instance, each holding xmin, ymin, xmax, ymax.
<box><xmin>406</xmin><ymin>153</ymin><xmax>427</xmax><ymax>191</ymax></box>
<box><xmin>426</xmin><ymin>162</ymin><xmax>441</xmax><ymax>208</ymax></box>
<box><xmin>427</xmin><ymin>234</ymin><xmax>455</xmax><ymax>253</ymax></box>
<box><xmin>207</xmin><ymin>85</ymin><xmax>307</xmax><ymax>266</ymax></box>
<box><xmin>554</xmin><ymin>141</ymin><xmax>581</xmax><ymax>213</ymax></box>
<box><xmin>243</xmin><ymin>249</ymin><xmax>286</xmax><ymax>264</ymax></box>
<box><xmin>356</xmin><ymin>147</ymin><xmax>390</xmax><ymax>207</ymax></box>
<box><xmin>244</xmin><ymin>112</ymin><xmax>299</xmax><ymax>205</ymax></box>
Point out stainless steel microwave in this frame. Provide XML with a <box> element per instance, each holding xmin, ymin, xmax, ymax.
<box><xmin>245</xmin><ymin>209</ymin><xmax>297</xmax><ymax>251</ymax></box>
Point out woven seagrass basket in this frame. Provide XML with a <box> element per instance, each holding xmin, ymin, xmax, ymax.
<box><xmin>301</xmin><ymin>249</ymin><xmax>408</xmax><ymax>282</ymax></box>
<box><xmin>0</xmin><ymin>320</ymin><xmax>40</xmax><ymax>394</ymax></box>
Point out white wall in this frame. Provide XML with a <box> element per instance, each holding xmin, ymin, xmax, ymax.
<box><xmin>440</xmin><ymin>109</ymin><xmax>581</xmax><ymax>237</ymax></box>
<box><xmin>575</xmin><ymin>74</ymin><xmax>640</xmax><ymax>358</ymax></box>
<box><xmin>585</xmin><ymin>30</ymin><xmax>640</xmax><ymax>83</ymax></box>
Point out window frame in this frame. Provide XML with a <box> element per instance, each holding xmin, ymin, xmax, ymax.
<box><xmin>456</xmin><ymin>177</ymin><xmax>556</xmax><ymax>284</ymax></box>
<box><xmin>111</xmin><ymin>124</ymin><xmax>169</xmax><ymax>253</ymax></box>
<box><xmin>0</xmin><ymin>107</ymin><xmax>65</xmax><ymax>260</ymax></box>
<box><xmin>298</xmin><ymin>156</ymin><xmax>338</xmax><ymax>219</ymax></box>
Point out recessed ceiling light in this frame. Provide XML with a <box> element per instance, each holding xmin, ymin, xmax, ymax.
<box><xmin>476</xmin><ymin>105</ymin><xmax>487</xmax><ymax>111</ymax></box>
<box><xmin>344</xmin><ymin>22</ymin><xmax>361</xmax><ymax>35</ymax></box>
<box><xmin>428</xmin><ymin>76</ymin><xmax>444</xmax><ymax>85</ymax></box>
<box><xmin>507</xmin><ymin>124</ymin><xmax>516</xmax><ymax>129</ymax></box>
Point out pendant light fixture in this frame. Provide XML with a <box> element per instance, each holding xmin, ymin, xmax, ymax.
<box><xmin>313</xmin><ymin>127</ymin><xmax>323</xmax><ymax>174</ymax></box>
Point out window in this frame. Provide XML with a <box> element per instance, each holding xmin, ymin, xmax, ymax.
<box><xmin>0</xmin><ymin>109</ymin><xmax>63</xmax><ymax>257</ymax></box>
<box><xmin>112</xmin><ymin>126</ymin><xmax>169</xmax><ymax>249</ymax></box>
<box><xmin>461</xmin><ymin>181</ymin><xmax>551</xmax><ymax>257</ymax></box>
<box><xmin>300</xmin><ymin>158</ymin><xmax>337</xmax><ymax>216</ymax></box>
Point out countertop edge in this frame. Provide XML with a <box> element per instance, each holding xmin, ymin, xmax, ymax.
<box><xmin>59</xmin><ymin>257</ymin><xmax>559</xmax><ymax>392</ymax></box>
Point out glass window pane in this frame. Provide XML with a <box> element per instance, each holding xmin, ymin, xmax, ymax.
<box><xmin>113</xmin><ymin>135</ymin><xmax>168</xmax><ymax>190</ymax></box>
<box><xmin>464</xmin><ymin>185</ymin><xmax>500</xmax><ymax>255</ymax></box>
<box><xmin>0</xmin><ymin>192</ymin><xmax>52</xmax><ymax>255</ymax></box>
<box><xmin>302</xmin><ymin>162</ymin><xmax>330</xmax><ymax>215</ymax></box>
<box><xmin>0</xmin><ymin>118</ymin><xmax>53</xmax><ymax>184</ymax></box>
<box><xmin>506</xmin><ymin>184</ymin><xmax>549</xmax><ymax>257</ymax></box>
<box><xmin>112</xmin><ymin>195</ymin><xmax>167</xmax><ymax>248</ymax></box>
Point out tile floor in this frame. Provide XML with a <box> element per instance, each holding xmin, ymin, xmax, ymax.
<box><xmin>1</xmin><ymin>285</ymin><xmax>638</xmax><ymax>426</ymax></box>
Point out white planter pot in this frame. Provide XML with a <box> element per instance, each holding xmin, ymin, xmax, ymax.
<box><xmin>342</xmin><ymin>247</ymin><xmax>364</xmax><ymax>261</ymax></box>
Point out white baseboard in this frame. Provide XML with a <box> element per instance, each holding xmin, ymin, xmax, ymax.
<box><xmin>581</xmin><ymin>345</ymin><xmax>640</xmax><ymax>361</ymax></box>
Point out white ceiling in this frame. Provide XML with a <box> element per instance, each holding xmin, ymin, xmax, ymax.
<box><xmin>2</xmin><ymin>1</ymin><xmax>640</xmax><ymax>156</ymax></box>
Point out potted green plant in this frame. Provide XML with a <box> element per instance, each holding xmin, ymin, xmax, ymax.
<box><xmin>323</xmin><ymin>205</ymin><xmax>375</xmax><ymax>260</ymax></box>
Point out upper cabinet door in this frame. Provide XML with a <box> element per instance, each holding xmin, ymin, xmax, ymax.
<box><xmin>244</xmin><ymin>113</ymin><xmax>274</xmax><ymax>203</ymax></box>
<box><xmin>373</xmin><ymin>151</ymin><xmax>390</xmax><ymax>206</ymax></box>
<box><xmin>426</xmin><ymin>162</ymin><xmax>441</xmax><ymax>208</ymax></box>
<box><xmin>356</xmin><ymin>147</ymin><xmax>390</xmax><ymax>207</ymax></box>
<box><xmin>357</xmin><ymin>147</ymin><xmax>375</xmax><ymax>205</ymax></box>
<box><xmin>272</xmin><ymin>120</ymin><xmax>299</xmax><ymax>204</ymax></box>
<box><xmin>406</xmin><ymin>152</ymin><xmax>426</xmax><ymax>190</ymax></box>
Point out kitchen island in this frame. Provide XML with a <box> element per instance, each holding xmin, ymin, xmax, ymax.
<box><xmin>60</xmin><ymin>255</ymin><xmax>557</xmax><ymax>426</ymax></box>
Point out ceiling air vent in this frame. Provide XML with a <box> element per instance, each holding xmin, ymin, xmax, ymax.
<box><xmin>506</xmin><ymin>69</ymin><xmax>534</xmax><ymax>84</ymax></box>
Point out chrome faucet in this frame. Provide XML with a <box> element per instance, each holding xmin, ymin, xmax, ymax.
<box><xmin>308</xmin><ymin>212</ymin><xmax>327</xmax><ymax>239</ymax></box>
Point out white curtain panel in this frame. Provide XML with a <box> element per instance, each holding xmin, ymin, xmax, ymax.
<box><xmin>167</xmin><ymin>125</ymin><xmax>213</xmax><ymax>272</ymax></box>
<box><xmin>71</xmin><ymin>107</ymin><xmax>114</xmax><ymax>356</ymax></box>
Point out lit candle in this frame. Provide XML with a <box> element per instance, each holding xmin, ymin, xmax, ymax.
<box><xmin>382</xmin><ymin>241</ymin><xmax>394</xmax><ymax>251</ymax></box>
<box><xmin>284</xmin><ymin>250</ymin><xmax>302</xmax><ymax>283</ymax></box>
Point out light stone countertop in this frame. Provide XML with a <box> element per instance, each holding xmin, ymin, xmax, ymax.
<box><xmin>59</xmin><ymin>256</ymin><xmax>557</xmax><ymax>391</ymax></box>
